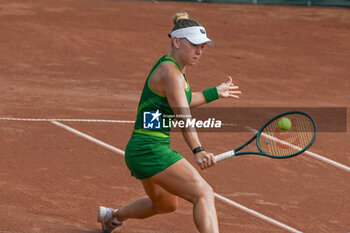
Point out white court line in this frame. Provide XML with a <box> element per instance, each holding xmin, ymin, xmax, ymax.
<box><xmin>51</xmin><ymin>121</ymin><xmax>125</xmax><ymax>154</ymax></box>
<box><xmin>51</xmin><ymin>120</ymin><xmax>302</xmax><ymax>233</ymax></box>
<box><xmin>0</xmin><ymin>117</ymin><xmax>134</xmax><ymax>123</ymax></box>
<box><xmin>246</xmin><ymin>126</ymin><xmax>350</xmax><ymax>172</ymax></box>
<box><xmin>214</xmin><ymin>193</ymin><xmax>302</xmax><ymax>233</ymax></box>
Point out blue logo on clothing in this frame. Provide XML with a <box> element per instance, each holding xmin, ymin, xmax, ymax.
<box><xmin>143</xmin><ymin>110</ymin><xmax>162</xmax><ymax>129</ymax></box>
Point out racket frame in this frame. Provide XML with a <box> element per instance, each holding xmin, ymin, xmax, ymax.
<box><xmin>216</xmin><ymin>111</ymin><xmax>317</xmax><ymax>161</ymax></box>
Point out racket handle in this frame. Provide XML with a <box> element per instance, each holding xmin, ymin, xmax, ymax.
<box><xmin>216</xmin><ymin>150</ymin><xmax>235</xmax><ymax>162</ymax></box>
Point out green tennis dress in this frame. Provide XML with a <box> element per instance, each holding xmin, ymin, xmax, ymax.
<box><xmin>125</xmin><ymin>55</ymin><xmax>192</xmax><ymax>179</ymax></box>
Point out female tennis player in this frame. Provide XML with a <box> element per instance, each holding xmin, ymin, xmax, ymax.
<box><xmin>98</xmin><ymin>12</ymin><xmax>241</xmax><ymax>233</ymax></box>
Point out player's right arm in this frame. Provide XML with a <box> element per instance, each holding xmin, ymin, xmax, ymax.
<box><xmin>160</xmin><ymin>64</ymin><xmax>216</xmax><ymax>169</ymax></box>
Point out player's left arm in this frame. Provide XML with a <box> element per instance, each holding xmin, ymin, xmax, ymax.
<box><xmin>189</xmin><ymin>76</ymin><xmax>241</xmax><ymax>107</ymax></box>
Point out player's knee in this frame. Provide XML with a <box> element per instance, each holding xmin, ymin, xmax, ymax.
<box><xmin>154</xmin><ymin>198</ymin><xmax>178</xmax><ymax>214</ymax></box>
<box><xmin>201</xmin><ymin>183</ymin><xmax>214</xmax><ymax>200</ymax></box>
<box><xmin>192</xmin><ymin>179</ymin><xmax>214</xmax><ymax>202</ymax></box>
<box><xmin>162</xmin><ymin>200</ymin><xmax>178</xmax><ymax>213</ymax></box>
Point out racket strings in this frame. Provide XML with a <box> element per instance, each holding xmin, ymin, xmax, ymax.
<box><xmin>258</xmin><ymin>113</ymin><xmax>315</xmax><ymax>157</ymax></box>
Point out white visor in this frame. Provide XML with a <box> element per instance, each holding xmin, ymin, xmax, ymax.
<box><xmin>170</xmin><ymin>26</ymin><xmax>214</xmax><ymax>47</ymax></box>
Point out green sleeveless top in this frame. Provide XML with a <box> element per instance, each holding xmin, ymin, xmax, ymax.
<box><xmin>133</xmin><ymin>55</ymin><xmax>192</xmax><ymax>137</ymax></box>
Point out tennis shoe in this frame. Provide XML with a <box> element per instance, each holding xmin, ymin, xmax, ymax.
<box><xmin>97</xmin><ymin>206</ymin><xmax>123</xmax><ymax>233</ymax></box>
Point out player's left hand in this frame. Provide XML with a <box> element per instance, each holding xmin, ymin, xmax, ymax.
<box><xmin>216</xmin><ymin>76</ymin><xmax>241</xmax><ymax>99</ymax></box>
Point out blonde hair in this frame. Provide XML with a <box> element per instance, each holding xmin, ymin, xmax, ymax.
<box><xmin>173</xmin><ymin>12</ymin><xmax>189</xmax><ymax>25</ymax></box>
<box><xmin>171</xmin><ymin>12</ymin><xmax>201</xmax><ymax>32</ymax></box>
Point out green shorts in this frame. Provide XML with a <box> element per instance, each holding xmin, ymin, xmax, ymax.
<box><xmin>124</xmin><ymin>131</ymin><xmax>183</xmax><ymax>180</ymax></box>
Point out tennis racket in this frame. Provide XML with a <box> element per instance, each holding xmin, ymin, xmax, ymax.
<box><xmin>216</xmin><ymin>111</ymin><xmax>317</xmax><ymax>161</ymax></box>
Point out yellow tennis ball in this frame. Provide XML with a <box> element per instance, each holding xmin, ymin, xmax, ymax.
<box><xmin>278</xmin><ymin>117</ymin><xmax>292</xmax><ymax>131</ymax></box>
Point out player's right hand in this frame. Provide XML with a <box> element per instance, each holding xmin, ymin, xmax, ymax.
<box><xmin>195</xmin><ymin>151</ymin><xmax>216</xmax><ymax>170</ymax></box>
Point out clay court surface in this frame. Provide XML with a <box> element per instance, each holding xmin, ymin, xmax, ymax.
<box><xmin>0</xmin><ymin>0</ymin><xmax>349</xmax><ymax>232</ymax></box>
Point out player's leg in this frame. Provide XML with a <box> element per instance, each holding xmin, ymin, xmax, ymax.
<box><xmin>113</xmin><ymin>158</ymin><xmax>218</xmax><ymax>232</ymax></box>
<box><xmin>115</xmin><ymin>181</ymin><xmax>178</xmax><ymax>221</ymax></box>
<box><xmin>116</xmin><ymin>158</ymin><xmax>218</xmax><ymax>233</ymax></box>
<box><xmin>147</xmin><ymin>158</ymin><xmax>218</xmax><ymax>233</ymax></box>
<box><xmin>98</xmin><ymin>182</ymin><xmax>178</xmax><ymax>232</ymax></box>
